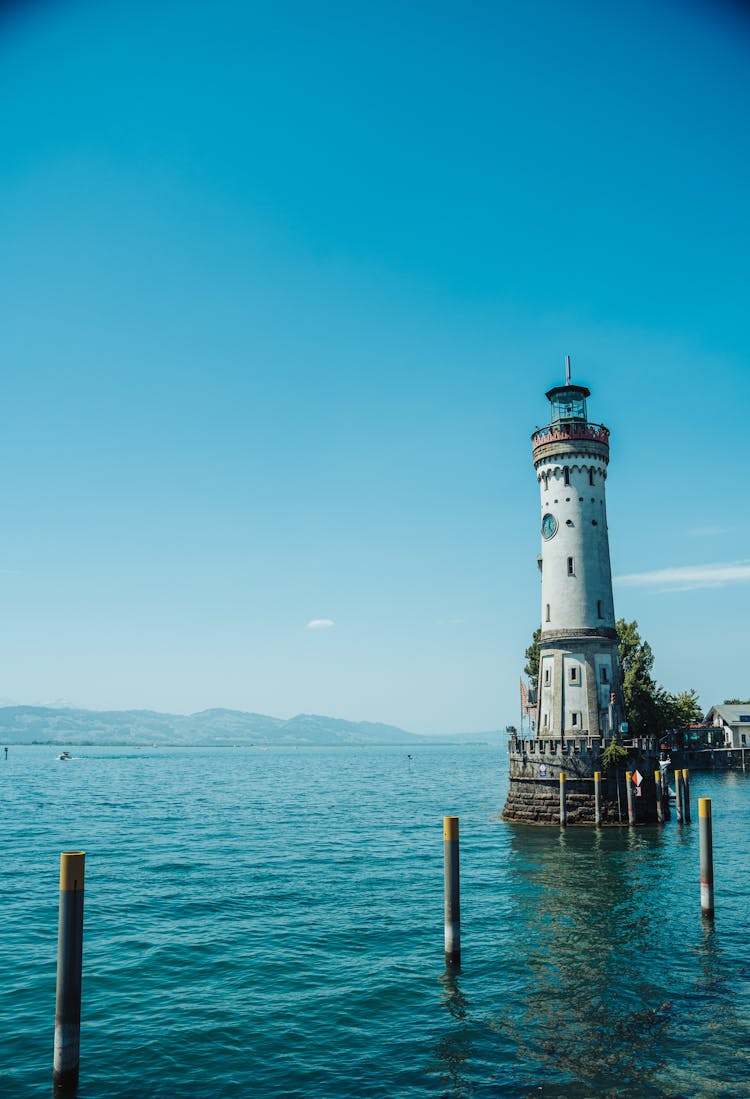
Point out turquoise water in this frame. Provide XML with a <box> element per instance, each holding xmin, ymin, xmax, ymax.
<box><xmin>3</xmin><ymin>743</ymin><xmax>750</xmax><ymax>1097</ymax></box>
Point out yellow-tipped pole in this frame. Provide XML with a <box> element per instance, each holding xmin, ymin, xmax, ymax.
<box><xmin>682</xmin><ymin>768</ymin><xmax>691</xmax><ymax>823</ymax></box>
<box><xmin>53</xmin><ymin>852</ymin><xmax>85</xmax><ymax>1092</ymax></box>
<box><xmin>699</xmin><ymin>798</ymin><xmax>714</xmax><ymax>918</ymax></box>
<box><xmin>654</xmin><ymin>769</ymin><xmax>664</xmax><ymax>823</ymax></box>
<box><xmin>443</xmin><ymin>817</ymin><xmax>460</xmax><ymax>966</ymax></box>
<box><xmin>625</xmin><ymin>770</ymin><xmax>635</xmax><ymax>826</ymax></box>
<box><xmin>593</xmin><ymin>771</ymin><xmax>602</xmax><ymax>826</ymax></box>
<box><xmin>559</xmin><ymin>772</ymin><xmax>567</xmax><ymax>826</ymax></box>
<box><xmin>675</xmin><ymin>769</ymin><xmax>683</xmax><ymax>824</ymax></box>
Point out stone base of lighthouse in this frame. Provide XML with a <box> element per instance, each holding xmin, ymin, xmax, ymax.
<box><xmin>502</xmin><ymin>734</ymin><xmax>664</xmax><ymax>825</ymax></box>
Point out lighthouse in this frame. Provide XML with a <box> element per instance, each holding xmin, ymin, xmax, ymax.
<box><xmin>533</xmin><ymin>361</ymin><xmax>624</xmax><ymax>741</ymax></box>
<box><xmin>503</xmin><ymin>361</ymin><xmax>661</xmax><ymax>825</ymax></box>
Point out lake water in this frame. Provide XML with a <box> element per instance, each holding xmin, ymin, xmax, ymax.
<box><xmin>3</xmin><ymin>743</ymin><xmax>750</xmax><ymax>1097</ymax></box>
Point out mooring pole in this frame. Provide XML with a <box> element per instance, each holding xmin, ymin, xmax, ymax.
<box><xmin>698</xmin><ymin>798</ymin><xmax>714</xmax><ymax>918</ymax></box>
<box><xmin>682</xmin><ymin>769</ymin><xmax>691</xmax><ymax>823</ymax></box>
<box><xmin>675</xmin><ymin>769</ymin><xmax>683</xmax><ymax>824</ymax></box>
<box><xmin>443</xmin><ymin>816</ymin><xmax>460</xmax><ymax>966</ymax></box>
<box><xmin>593</xmin><ymin>770</ymin><xmax>602</xmax><ymax>826</ymax></box>
<box><xmin>662</xmin><ymin>768</ymin><xmax>671</xmax><ymax>821</ymax></box>
<box><xmin>559</xmin><ymin>772</ymin><xmax>567</xmax><ymax>826</ymax></box>
<box><xmin>54</xmin><ymin>851</ymin><xmax>85</xmax><ymax>1092</ymax></box>
<box><xmin>625</xmin><ymin>770</ymin><xmax>635</xmax><ymax>826</ymax></box>
<box><xmin>654</xmin><ymin>769</ymin><xmax>664</xmax><ymax>823</ymax></box>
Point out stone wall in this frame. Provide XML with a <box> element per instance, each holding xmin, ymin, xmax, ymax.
<box><xmin>503</xmin><ymin>736</ymin><xmax>663</xmax><ymax>825</ymax></box>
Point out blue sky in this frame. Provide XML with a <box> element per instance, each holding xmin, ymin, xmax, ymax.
<box><xmin>0</xmin><ymin>0</ymin><xmax>748</xmax><ymax>732</ymax></box>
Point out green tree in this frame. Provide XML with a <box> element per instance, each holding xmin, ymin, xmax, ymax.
<box><xmin>670</xmin><ymin>688</ymin><xmax>704</xmax><ymax>727</ymax></box>
<box><xmin>524</xmin><ymin>627</ymin><xmax>541</xmax><ymax>681</ymax></box>
<box><xmin>601</xmin><ymin>736</ymin><xmax>628</xmax><ymax>771</ymax></box>
<box><xmin>616</xmin><ymin>618</ymin><xmax>660</xmax><ymax>737</ymax></box>
<box><xmin>617</xmin><ymin>621</ymin><xmax>706</xmax><ymax>735</ymax></box>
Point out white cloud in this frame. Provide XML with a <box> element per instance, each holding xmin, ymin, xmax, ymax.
<box><xmin>615</xmin><ymin>560</ymin><xmax>750</xmax><ymax>593</ymax></box>
<box><xmin>306</xmin><ymin>618</ymin><xmax>335</xmax><ymax>630</ymax></box>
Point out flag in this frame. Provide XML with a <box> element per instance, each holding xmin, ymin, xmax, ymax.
<box><xmin>520</xmin><ymin>680</ymin><xmax>533</xmax><ymax>714</ymax></box>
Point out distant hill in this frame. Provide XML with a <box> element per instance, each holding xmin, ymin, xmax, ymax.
<box><xmin>0</xmin><ymin>704</ymin><xmax>498</xmax><ymax>747</ymax></box>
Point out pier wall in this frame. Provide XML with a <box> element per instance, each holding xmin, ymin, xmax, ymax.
<box><xmin>503</xmin><ymin>736</ymin><xmax>662</xmax><ymax>825</ymax></box>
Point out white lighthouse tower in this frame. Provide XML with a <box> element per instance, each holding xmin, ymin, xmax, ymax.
<box><xmin>533</xmin><ymin>360</ymin><xmax>624</xmax><ymax>740</ymax></box>
<box><xmin>503</xmin><ymin>364</ymin><xmax>661</xmax><ymax>824</ymax></box>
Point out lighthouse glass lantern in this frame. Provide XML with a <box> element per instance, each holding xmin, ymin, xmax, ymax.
<box><xmin>547</xmin><ymin>384</ymin><xmax>589</xmax><ymax>424</ymax></box>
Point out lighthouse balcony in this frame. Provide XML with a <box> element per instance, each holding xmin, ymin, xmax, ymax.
<box><xmin>531</xmin><ymin>421</ymin><xmax>610</xmax><ymax>461</ymax></box>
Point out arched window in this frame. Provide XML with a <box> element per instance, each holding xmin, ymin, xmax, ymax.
<box><xmin>563</xmin><ymin>466</ymin><xmax>570</xmax><ymax>486</ymax></box>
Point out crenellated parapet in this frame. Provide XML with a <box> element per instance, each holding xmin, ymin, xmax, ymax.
<box><xmin>532</xmin><ymin>422</ymin><xmax>610</xmax><ymax>466</ymax></box>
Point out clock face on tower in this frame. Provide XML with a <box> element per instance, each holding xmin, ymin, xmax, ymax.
<box><xmin>542</xmin><ymin>512</ymin><xmax>558</xmax><ymax>540</ymax></box>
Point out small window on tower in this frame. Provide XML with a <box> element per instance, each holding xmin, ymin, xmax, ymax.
<box><xmin>569</xmin><ymin>665</ymin><xmax>578</xmax><ymax>684</ymax></box>
<box><xmin>545</xmin><ymin>604</ymin><xmax>551</xmax><ymax>622</ymax></box>
<box><xmin>589</xmin><ymin>469</ymin><xmax>594</xmax><ymax>486</ymax></box>
<box><xmin>563</xmin><ymin>466</ymin><xmax>570</xmax><ymax>486</ymax></box>
<box><xmin>571</xmin><ymin>712</ymin><xmax>579</xmax><ymax>727</ymax></box>
<box><xmin>543</xmin><ymin>713</ymin><xmax>549</xmax><ymax>729</ymax></box>
<box><xmin>544</xmin><ymin>667</ymin><xmax>550</xmax><ymax>686</ymax></box>
<box><xmin>567</xmin><ymin>557</ymin><xmax>574</xmax><ymax>575</ymax></box>
<box><xmin>597</xmin><ymin>600</ymin><xmax>603</xmax><ymax>618</ymax></box>
<box><xmin>600</xmin><ymin>666</ymin><xmax>609</xmax><ymax>684</ymax></box>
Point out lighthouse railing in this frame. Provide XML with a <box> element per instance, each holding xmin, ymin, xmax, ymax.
<box><xmin>531</xmin><ymin>421</ymin><xmax>610</xmax><ymax>456</ymax></box>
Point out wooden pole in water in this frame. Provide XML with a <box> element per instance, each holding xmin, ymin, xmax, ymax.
<box><xmin>593</xmin><ymin>770</ymin><xmax>602</xmax><ymax>826</ymax></box>
<box><xmin>654</xmin><ymin>769</ymin><xmax>664</xmax><ymax>823</ymax></box>
<box><xmin>559</xmin><ymin>772</ymin><xmax>567</xmax><ymax>826</ymax></box>
<box><xmin>443</xmin><ymin>816</ymin><xmax>460</xmax><ymax>966</ymax></box>
<box><xmin>699</xmin><ymin>798</ymin><xmax>714</xmax><ymax>919</ymax></box>
<box><xmin>675</xmin><ymin>769</ymin><xmax>683</xmax><ymax>824</ymax></box>
<box><xmin>625</xmin><ymin>770</ymin><xmax>635</xmax><ymax>826</ymax></box>
<box><xmin>682</xmin><ymin>768</ymin><xmax>691</xmax><ymax>823</ymax></box>
<box><xmin>53</xmin><ymin>852</ymin><xmax>85</xmax><ymax>1092</ymax></box>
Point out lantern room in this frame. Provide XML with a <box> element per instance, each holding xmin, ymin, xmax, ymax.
<box><xmin>545</xmin><ymin>383</ymin><xmax>591</xmax><ymax>425</ymax></box>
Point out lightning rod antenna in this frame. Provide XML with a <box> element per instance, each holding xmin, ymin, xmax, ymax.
<box><xmin>565</xmin><ymin>354</ymin><xmax>571</xmax><ymax>385</ymax></box>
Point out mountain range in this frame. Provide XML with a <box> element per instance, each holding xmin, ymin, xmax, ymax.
<box><xmin>0</xmin><ymin>705</ymin><xmax>499</xmax><ymax>747</ymax></box>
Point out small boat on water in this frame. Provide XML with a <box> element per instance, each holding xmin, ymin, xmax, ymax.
<box><xmin>57</xmin><ymin>751</ymin><xmax>72</xmax><ymax>761</ymax></box>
